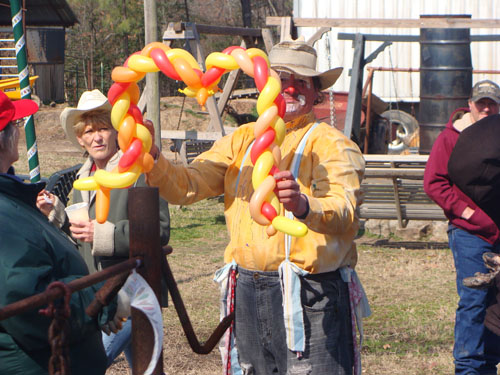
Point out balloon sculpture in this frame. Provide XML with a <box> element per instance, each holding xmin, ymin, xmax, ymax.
<box><xmin>73</xmin><ymin>42</ymin><xmax>308</xmax><ymax>238</ymax></box>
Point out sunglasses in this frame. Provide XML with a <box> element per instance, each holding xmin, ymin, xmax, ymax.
<box><xmin>12</xmin><ymin>119</ymin><xmax>25</xmax><ymax>128</ymax></box>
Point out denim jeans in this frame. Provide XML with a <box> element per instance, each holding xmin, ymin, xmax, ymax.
<box><xmin>102</xmin><ymin>317</ymin><xmax>133</xmax><ymax>368</ymax></box>
<box><xmin>448</xmin><ymin>225</ymin><xmax>500</xmax><ymax>374</ymax></box>
<box><xmin>234</xmin><ymin>267</ymin><xmax>353</xmax><ymax>375</ymax></box>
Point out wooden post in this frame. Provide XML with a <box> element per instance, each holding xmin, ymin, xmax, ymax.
<box><xmin>144</xmin><ymin>0</ymin><xmax>161</xmax><ymax>150</ymax></box>
<box><xmin>129</xmin><ymin>187</ymin><xmax>163</xmax><ymax>374</ymax></box>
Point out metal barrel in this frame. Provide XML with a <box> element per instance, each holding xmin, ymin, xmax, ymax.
<box><xmin>418</xmin><ymin>15</ymin><xmax>472</xmax><ymax>154</ymax></box>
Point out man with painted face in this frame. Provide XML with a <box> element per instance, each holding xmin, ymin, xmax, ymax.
<box><xmin>424</xmin><ymin>80</ymin><xmax>500</xmax><ymax>374</ymax></box>
<box><xmin>146</xmin><ymin>39</ymin><xmax>367</xmax><ymax>375</ymax></box>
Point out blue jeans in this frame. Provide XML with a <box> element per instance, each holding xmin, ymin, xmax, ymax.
<box><xmin>102</xmin><ymin>317</ymin><xmax>133</xmax><ymax>368</ymax></box>
<box><xmin>234</xmin><ymin>267</ymin><xmax>353</xmax><ymax>375</ymax></box>
<box><xmin>448</xmin><ymin>225</ymin><xmax>500</xmax><ymax>374</ymax></box>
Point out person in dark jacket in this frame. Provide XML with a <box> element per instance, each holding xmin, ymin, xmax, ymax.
<box><xmin>0</xmin><ymin>90</ymin><xmax>121</xmax><ymax>375</ymax></box>
<box><xmin>39</xmin><ymin>89</ymin><xmax>170</xmax><ymax>368</ymax></box>
<box><xmin>424</xmin><ymin>80</ymin><xmax>500</xmax><ymax>374</ymax></box>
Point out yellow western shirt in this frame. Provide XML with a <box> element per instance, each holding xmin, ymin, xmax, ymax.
<box><xmin>147</xmin><ymin>112</ymin><xmax>365</xmax><ymax>273</ymax></box>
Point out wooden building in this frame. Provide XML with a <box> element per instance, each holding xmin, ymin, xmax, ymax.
<box><xmin>0</xmin><ymin>0</ymin><xmax>78</xmax><ymax>103</ymax></box>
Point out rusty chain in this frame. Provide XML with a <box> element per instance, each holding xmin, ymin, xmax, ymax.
<box><xmin>39</xmin><ymin>281</ymin><xmax>72</xmax><ymax>375</ymax></box>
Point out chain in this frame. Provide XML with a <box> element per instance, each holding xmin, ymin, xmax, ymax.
<box><xmin>329</xmin><ymin>89</ymin><xmax>337</xmax><ymax>128</ymax></box>
<box><xmin>39</xmin><ymin>282</ymin><xmax>72</xmax><ymax>375</ymax></box>
<box><xmin>325</xmin><ymin>33</ymin><xmax>337</xmax><ymax>128</ymax></box>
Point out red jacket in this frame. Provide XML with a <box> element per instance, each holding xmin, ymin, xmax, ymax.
<box><xmin>423</xmin><ymin>108</ymin><xmax>500</xmax><ymax>244</ymax></box>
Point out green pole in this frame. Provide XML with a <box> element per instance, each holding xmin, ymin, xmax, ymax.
<box><xmin>9</xmin><ymin>0</ymin><xmax>40</xmax><ymax>182</ymax></box>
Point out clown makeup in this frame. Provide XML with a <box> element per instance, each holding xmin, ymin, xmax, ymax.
<box><xmin>278</xmin><ymin>71</ymin><xmax>317</xmax><ymax>122</ymax></box>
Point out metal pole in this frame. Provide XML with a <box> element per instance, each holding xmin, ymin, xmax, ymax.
<box><xmin>9</xmin><ymin>0</ymin><xmax>40</xmax><ymax>182</ymax></box>
<box><xmin>129</xmin><ymin>187</ymin><xmax>163</xmax><ymax>375</ymax></box>
<box><xmin>0</xmin><ymin>258</ymin><xmax>140</xmax><ymax>321</ymax></box>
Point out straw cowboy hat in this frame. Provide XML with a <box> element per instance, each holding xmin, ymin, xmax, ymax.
<box><xmin>60</xmin><ymin>89</ymin><xmax>112</xmax><ymax>149</ymax></box>
<box><xmin>269</xmin><ymin>38</ymin><xmax>343</xmax><ymax>91</ymax></box>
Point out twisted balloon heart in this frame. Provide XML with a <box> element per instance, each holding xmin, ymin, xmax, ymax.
<box><xmin>72</xmin><ymin>41</ymin><xmax>308</xmax><ymax>238</ymax></box>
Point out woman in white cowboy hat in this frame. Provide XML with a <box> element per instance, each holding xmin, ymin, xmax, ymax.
<box><xmin>145</xmin><ymin>38</ymin><xmax>368</xmax><ymax>374</ymax></box>
<box><xmin>42</xmin><ymin>89</ymin><xmax>171</xmax><ymax>369</ymax></box>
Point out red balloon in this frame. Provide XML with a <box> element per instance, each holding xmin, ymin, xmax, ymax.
<box><xmin>274</xmin><ymin>94</ymin><xmax>286</xmax><ymax>118</ymax></box>
<box><xmin>127</xmin><ymin>104</ymin><xmax>143</xmax><ymax>125</ymax></box>
<box><xmin>201</xmin><ymin>66</ymin><xmax>225</xmax><ymax>87</ymax></box>
<box><xmin>253</xmin><ymin>56</ymin><xmax>269</xmax><ymax>92</ymax></box>
<box><xmin>150</xmin><ymin>48</ymin><xmax>182</xmax><ymax>81</ymax></box>
<box><xmin>193</xmin><ymin>69</ymin><xmax>203</xmax><ymax>79</ymax></box>
<box><xmin>250</xmin><ymin>128</ymin><xmax>276</xmax><ymax>165</ymax></box>
<box><xmin>270</xmin><ymin>165</ymin><xmax>280</xmax><ymax>176</ymax></box>
<box><xmin>261</xmin><ymin>201</ymin><xmax>277</xmax><ymax>221</ymax></box>
<box><xmin>119</xmin><ymin>138</ymin><xmax>142</xmax><ymax>173</ymax></box>
<box><xmin>108</xmin><ymin>82</ymin><xmax>130</xmax><ymax>105</ymax></box>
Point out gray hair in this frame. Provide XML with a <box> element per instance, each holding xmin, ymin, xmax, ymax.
<box><xmin>0</xmin><ymin>123</ymin><xmax>17</xmax><ymax>153</ymax></box>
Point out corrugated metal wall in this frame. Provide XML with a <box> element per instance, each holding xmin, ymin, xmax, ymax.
<box><xmin>293</xmin><ymin>0</ymin><xmax>500</xmax><ymax>101</ymax></box>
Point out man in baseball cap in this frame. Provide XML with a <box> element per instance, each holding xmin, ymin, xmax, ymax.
<box><xmin>0</xmin><ymin>90</ymin><xmax>38</xmax><ymax>132</ymax></box>
<box><xmin>469</xmin><ymin>80</ymin><xmax>500</xmax><ymax>123</ymax></box>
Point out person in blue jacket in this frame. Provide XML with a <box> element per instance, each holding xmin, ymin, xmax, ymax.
<box><xmin>0</xmin><ymin>90</ymin><xmax>127</xmax><ymax>375</ymax></box>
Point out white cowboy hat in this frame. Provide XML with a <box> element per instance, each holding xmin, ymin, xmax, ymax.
<box><xmin>60</xmin><ymin>89</ymin><xmax>112</xmax><ymax>149</ymax></box>
<box><xmin>269</xmin><ymin>38</ymin><xmax>343</xmax><ymax>91</ymax></box>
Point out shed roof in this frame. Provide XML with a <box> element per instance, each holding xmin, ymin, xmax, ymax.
<box><xmin>0</xmin><ymin>0</ymin><xmax>78</xmax><ymax>27</ymax></box>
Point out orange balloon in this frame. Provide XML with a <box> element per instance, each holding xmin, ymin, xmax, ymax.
<box><xmin>141</xmin><ymin>42</ymin><xmax>171</xmax><ymax>57</ymax></box>
<box><xmin>96</xmin><ymin>187</ymin><xmax>111</xmax><ymax>224</ymax></box>
<box><xmin>173</xmin><ymin>58</ymin><xmax>202</xmax><ymax>89</ymax></box>
<box><xmin>126</xmin><ymin>82</ymin><xmax>141</xmax><ymax>105</ymax></box>
<box><xmin>140</xmin><ymin>152</ymin><xmax>155</xmax><ymax>173</ymax></box>
<box><xmin>118</xmin><ymin>115</ymin><xmax>136</xmax><ymax>151</ymax></box>
<box><xmin>111</xmin><ymin>67</ymin><xmax>146</xmax><ymax>83</ymax></box>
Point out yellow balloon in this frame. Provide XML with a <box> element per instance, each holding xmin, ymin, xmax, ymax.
<box><xmin>127</xmin><ymin>55</ymin><xmax>160</xmax><ymax>73</ymax></box>
<box><xmin>206</xmin><ymin>52</ymin><xmax>239</xmax><ymax>71</ymax></box>
<box><xmin>180</xmin><ymin>87</ymin><xmax>197</xmax><ymax>98</ymax></box>
<box><xmin>273</xmin><ymin>118</ymin><xmax>286</xmax><ymax>146</ymax></box>
<box><xmin>247</xmin><ymin>48</ymin><xmax>270</xmax><ymax>66</ymax></box>
<box><xmin>73</xmin><ymin>176</ymin><xmax>99</xmax><ymax>191</ymax></box>
<box><xmin>257</xmin><ymin>76</ymin><xmax>280</xmax><ymax>115</ymax></box>
<box><xmin>94</xmin><ymin>165</ymin><xmax>141</xmax><ymax>189</ymax></box>
<box><xmin>252</xmin><ymin>151</ymin><xmax>274</xmax><ymax>189</ymax></box>
<box><xmin>272</xmin><ymin>216</ymin><xmax>308</xmax><ymax>237</ymax></box>
<box><xmin>167</xmin><ymin>48</ymin><xmax>201</xmax><ymax>70</ymax></box>
<box><xmin>270</xmin><ymin>194</ymin><xmax>280</xmax><ymax>214</ymax></box>
<box><xmin>136</xmin><ymin>124</ymin><xmax>152</xmax><ymax>153</ymax></box>
<box><xmin>111</xmin><ymin>94</ymin><xmax>130</xmax><ymax>131</ymax></box>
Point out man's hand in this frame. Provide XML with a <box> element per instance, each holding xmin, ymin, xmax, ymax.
<box><xmin>143</xmin><ymin>119</ymin><xmax>160</xmax><ymax>160</ymax></box>
<box><xmin>273</xmin><ymin>170</ymin><xmax>309</xmax><ymax>218</ymax></box>
<box><xmin>36</xmin><ymin>189</ymin><xmax>55</xmax><ymax>217</ymax></box>
<box><xmin>101</xmin><ymin>288</ymin><xmax>131</xmax><ymax>335</ymax></box>
<box><xmin>69</xmin><ymin>219</ymin><xmax>94</xmax><ymax>243</ymax></box>
<box><xmin>461</xmin><ymin>206</ymin><xmax>475</xmax><ymax>220</ymax></box>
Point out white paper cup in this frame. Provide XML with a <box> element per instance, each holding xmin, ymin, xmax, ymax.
<box><xmin>65</xmin><ymin>202</ymin><xmax>89</xmax><ymax>221</ymax></box>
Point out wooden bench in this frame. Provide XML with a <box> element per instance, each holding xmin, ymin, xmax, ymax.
<box><xmin>162</xmin><ymin>129</ymin><xmax>236</xmax><ymax>165</ymax></box>
<box><xmin>359</xmin><ymin>154</ymin><xmax>446</xmax><ymax>228</ymax></box>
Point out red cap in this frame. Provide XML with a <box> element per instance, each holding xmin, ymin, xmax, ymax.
<box><xmin>0</xmin><ymin>90</ymin><xmax>39</xmax><ymax>131</ymax></box>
